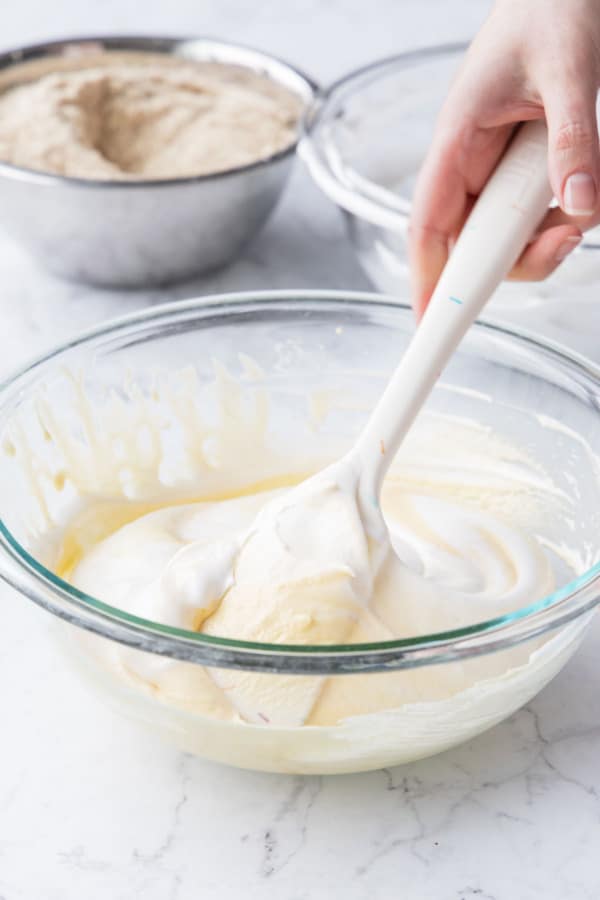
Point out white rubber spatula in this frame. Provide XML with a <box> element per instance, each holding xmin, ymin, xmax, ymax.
<box><xmin>345</xmin><ymin>119</ymin><xmax>554</xmax><ymax>537</ymax></box>
<box><xmin>193</xmin><ymin>123</ymin><xmax>553</xmax><ymax>727</ymax></box>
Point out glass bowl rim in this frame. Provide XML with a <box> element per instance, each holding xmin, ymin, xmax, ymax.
<box><xmin>301</xmin><ymin>43</ymin><xmax>600</xmax><ymax>252</ymax></box>
<box><xmin>1</xmin><ymin>290</ymin><xmax>599</xmax><ymax>675</ymax></box>
<box><xmin>301</xmin><ymin>43</ymin><xmax>468</xmax><ymax>231</ymax></box>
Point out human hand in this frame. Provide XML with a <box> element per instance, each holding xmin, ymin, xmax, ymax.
<box><xmin>409</xmin><ymin>0</ymin><xmax>600</xmax><ymax>318</ymax></box>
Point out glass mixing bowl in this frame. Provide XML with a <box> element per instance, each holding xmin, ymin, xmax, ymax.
<box><xmin>302</xmin><ymin>46</ymin><xmax>600</xmax><ymax>360</ymax></box>
<box><xmin>1</xmin><ymin>291</ymin><xmax>599</xmax><ymax>774</ymax></box>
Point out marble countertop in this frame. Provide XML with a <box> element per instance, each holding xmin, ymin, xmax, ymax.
<box><xmin>2</xmin><ymin>1</ymin><xmax>600</xmax><ymax>898</ymax></box>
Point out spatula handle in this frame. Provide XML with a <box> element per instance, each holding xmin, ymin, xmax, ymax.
<box><xmin>425</xmin><ymin>119</ymin><xmax>553</xmax><ymax>324</ymax></box>
<box><xmin>355</xmin><ymin>120</ymin><xmax>553</xmax><ymax>503</ymax></box>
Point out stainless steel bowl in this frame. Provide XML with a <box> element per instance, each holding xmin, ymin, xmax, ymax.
<box><xmin>0</xmin><ymin>36</ymin><xmax>317</xmax><ymax>287</ymax></box>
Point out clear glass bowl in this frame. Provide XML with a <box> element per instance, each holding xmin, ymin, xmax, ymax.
<box><xmin>1</xmin><ymin>291</ymin><xmax>599</xmax><ymax>774</ymax></box>
<box><xmin>303</xmin><ymin>46</ymin><xmax>600</xmax><ymax>360</ymax></box>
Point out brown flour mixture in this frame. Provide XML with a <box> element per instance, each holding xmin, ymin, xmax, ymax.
<box><xmin>0</xmin><ymin>54</ymin><xmax>303</xmax><ymax>180</ymax></box>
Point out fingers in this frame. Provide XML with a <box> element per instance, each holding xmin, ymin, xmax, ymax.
<box><xmin>409</xmin><ymin>13</ymin><xmax>600</xmax><ymax>307</ymax></box>
<box><xmin>541</xmin><ymin>71</ymin><xmax>600</xmax><ymax>217</ymax></box>
<box><xmin>508</xmin><ymin>63</ymin><xmax>600</xmax><ymax>281</ymax></box>
<box><xmin>508</xmin><ymin>224</ymin><xmax>582</xmax><ymax>280</ymax></box>
<box><xmin>409</xmin><ymin>122</ymin><xmax>513</xmax><ymax>318</ymax></box>
<box><xmin>408</xmin><ymin>220</ymin><xmax>449</xmax><ymax>322</ymax></box>
<box><xmin>534</xmin><ymin>201</ymin><xmax>600</xmax><ymax>233</ymax></box>
<box><xmin>408</xmin><ymin>128</ymin><xmax>465</xmax><ymax>320</ymax></box>
<box><xmin>411</xmin><ymin>96</ymin><xmax>597</xmax><ymax>297</ymax></box>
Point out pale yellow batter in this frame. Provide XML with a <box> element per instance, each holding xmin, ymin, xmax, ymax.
<box><xmin>4</xmin><ymin>361</ymin><xmax>583</xmax><ymax>772</ymax></box>
<box><xmin>64</xmin><ymin>459</ymin><xmax>555</xmax><ymax>728</ymax></box>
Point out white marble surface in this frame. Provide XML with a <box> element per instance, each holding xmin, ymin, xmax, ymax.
<box><xmin>2</xmin><ymin>1</ymin><xmax>600</xmax><ymax>898</ymax></box>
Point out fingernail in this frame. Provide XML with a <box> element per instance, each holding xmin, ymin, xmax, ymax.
<box><xmin>563</xmin><ymin>173</ymin><xmax>597</xmax><ymax>216</ymax></box>
<box><xmin>555</xmin><ymin>235</ymin><xmax>582</xmax><ymax>262</ymax></box>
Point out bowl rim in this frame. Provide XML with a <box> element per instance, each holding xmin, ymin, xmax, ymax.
<box><xmin>1</xmin><ymin>289</ymin><xmax>599</xmax><ymax>675</ymax></box>
<box><xmin>0</xmin><ymin>34</ymin><xmax>319</xmax><ymax>189</ymax></box>
<box><xmin>301</xmin><ymin>42</ymin><xmax>468</xmax><ymax>231</ymax></box>
<box><xmin>302</xmin><ymin>44</ymin><xmax>600</xmax><ymax>252</ymax></box>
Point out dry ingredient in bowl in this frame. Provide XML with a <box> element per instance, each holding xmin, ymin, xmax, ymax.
<box><xmin>0</xmin><ymin>54</ymin><xmax>303</xmax><ymax>180</ymax></box>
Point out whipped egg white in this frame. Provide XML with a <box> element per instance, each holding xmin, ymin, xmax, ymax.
<box><xmin>67</xmin><ymin>460</ymin><xmax>555</xmax><ymax>728</ymax></box>
<box><xmin>6</xmin><ymin>358</ymin><xmax>588</xmax><ymax>772</ymax></box>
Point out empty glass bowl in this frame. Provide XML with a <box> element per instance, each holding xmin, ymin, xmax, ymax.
<box><xmin>1</xmin><ymin>291</ymin><xmax>599</xmax><ymax>773</ymax></box>
<box><xmin>303</xmin><ymin>46</ymin><xmax>600</xmax><ymax>360</ymax></box>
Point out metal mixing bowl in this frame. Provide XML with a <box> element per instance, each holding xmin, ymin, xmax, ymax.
<box><xmin>0</xmin><ymin>36</ymin><xmax>316</xmax><ymax>287</ymax></box>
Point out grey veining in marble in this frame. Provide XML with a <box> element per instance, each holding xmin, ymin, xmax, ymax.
<box><xmin>2</xmin><ymin>1</ymin><xmax>600</xmax><ymax>899</ymax></box>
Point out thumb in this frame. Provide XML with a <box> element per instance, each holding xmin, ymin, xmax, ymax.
<box><xmin>543</xmin><ymin>80</ymin><xmax>600</xmax><ymax>218</ymax></box>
